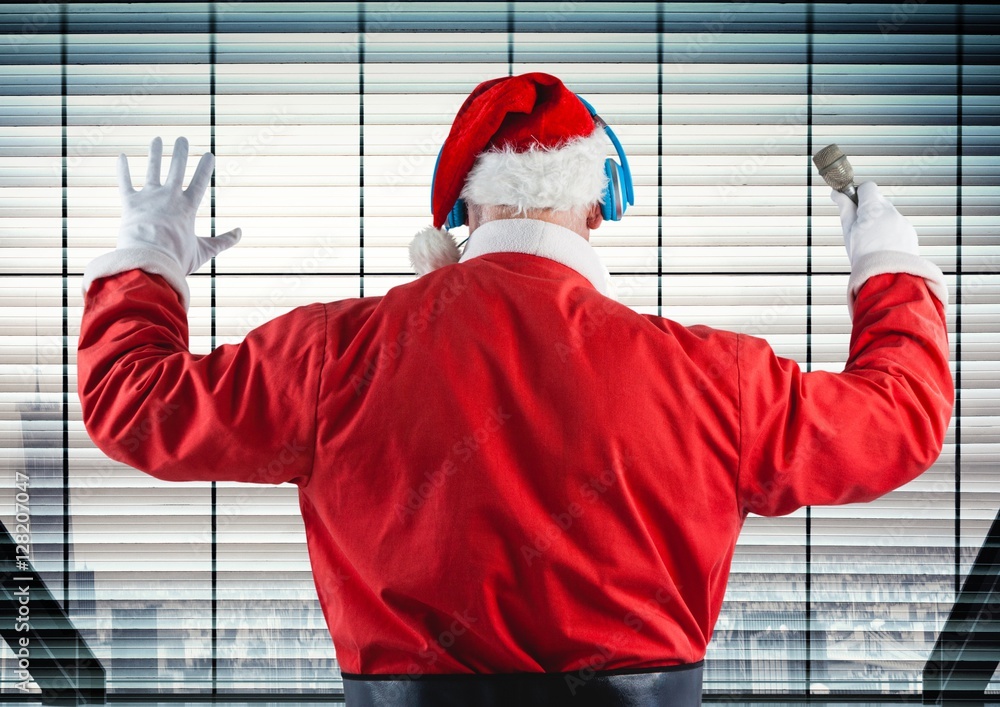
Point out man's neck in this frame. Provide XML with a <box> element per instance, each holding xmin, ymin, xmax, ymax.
<box><xmin>470</xmin><ymin>211</ymin><xmax>589</xmax><ymax>241</ymax></box>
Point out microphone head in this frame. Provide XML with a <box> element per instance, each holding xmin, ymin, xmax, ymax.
<box><xmin>813</xmin><ymin>143</ymin><xmax>855</xmax><ymax>192</ymax></box>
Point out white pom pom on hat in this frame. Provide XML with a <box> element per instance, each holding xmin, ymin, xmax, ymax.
<box><xmin>408</xmin><ymin>225</ymin><xmax>461</xmax><ymax>276</ymax></box>
<box><xmin>409</xmin><ymin>71</ymin><xmax>608</xmax><ymax>277</ymax></box>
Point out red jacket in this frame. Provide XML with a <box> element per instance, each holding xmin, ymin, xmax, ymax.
<box><xmin>78</xmin><ymin>219</ymin><xmax>953</xmax><ymax>676</ymax></box>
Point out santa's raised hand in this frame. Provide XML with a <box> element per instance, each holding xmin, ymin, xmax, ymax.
<box><xmin>83</xmin><ymin>136</ymin><xmax>241</xmax><ymax>310</ymax></box>
<box><xmin>829</xmin><ymin>180</ymin><xmax>947</xmax><ymax>320</ymax></box>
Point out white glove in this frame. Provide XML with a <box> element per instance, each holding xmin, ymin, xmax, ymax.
<box><xmin>829</xmin><ymin>180</ymin><xmax>947</xmax><ymax>319</ymax></box>
<box><xmin>82</xmin><ymin>136</ymin><xmax>241</xmax><ymax>310</ymax></box>
<box><xmin>830</xmin><ymin>180</ymin><xmax>918</xmax><ymax>266</ymax></box>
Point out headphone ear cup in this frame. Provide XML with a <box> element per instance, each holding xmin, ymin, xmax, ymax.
<box><xmin>447</xmin><ymin>199</ymin><xmax>467</xmax><ymax>230</ymax></box>
<box><xmin>602</xmin><ymin>158</ymin><xmax>623</xmax><ymax>222</ymax></box>
<box><xmin>612</xmin><ymin>160</ymin><xmax>627</xmax><ymax>220</ymax></box>
<box><xmin>601</xmin><ymin>159</ymin><xmax>614</xmax><ymax>222</ymax></box>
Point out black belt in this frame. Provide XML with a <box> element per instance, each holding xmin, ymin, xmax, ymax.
<box><xmin>342</xmin><ymin>660</ymin><xmax>703</xmax><ymax>706</ymax></box>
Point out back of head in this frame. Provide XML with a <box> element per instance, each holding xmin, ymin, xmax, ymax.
<box><xmin>409</xmin><ymin>73</ymin><xmax>610</xmax><ymax>276</ymax></box>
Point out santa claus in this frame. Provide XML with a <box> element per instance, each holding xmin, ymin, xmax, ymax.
<box><xmin>78</xmin><ymin>72</ymin><xmax>953</xmax><ymax>705</ymax></box>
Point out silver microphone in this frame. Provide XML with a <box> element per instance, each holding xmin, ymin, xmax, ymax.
<box><xmin>813</xmin><ymin>144</ymin><xmax>858</xmax><ymax>204</ymax></box>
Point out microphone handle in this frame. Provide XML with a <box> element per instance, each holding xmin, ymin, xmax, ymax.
<box><xmin>838</xmin><ymin>182</ymin><xmax>859</xmax><ymax>205</ymax></box>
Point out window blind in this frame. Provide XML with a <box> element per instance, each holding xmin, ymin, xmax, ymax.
<box><xmin>0</xmin><ymin>1</ymin><xmax>997</xmax><ymax>698</ymax></box>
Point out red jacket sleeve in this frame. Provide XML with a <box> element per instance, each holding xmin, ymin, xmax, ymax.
<box><xmin>736</xmin><ymin>272</ymin><xmax>954</xmax><ymax>517</ymax></box>
<box><xmin>78</xmin><ymin>269</ymin><xmax>327</xmax><ymax>485</ymax></box>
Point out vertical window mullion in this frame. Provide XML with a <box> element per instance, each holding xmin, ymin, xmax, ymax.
<box><xmin>804</xmin><ymin>2</ymin><xmax>814</xmax><ymax>693</ymax></box>
<box><xmin>358</xmin><ymin>2</ymin><xmax>365</xmax><ymax>298</ymax></box>
<box><xmin>954</xmin><ymin>1</ymin><xmax>964</xmax><ymax>599</ymax></box>
<box><xmin>657</xmin><ymin>2</ymin><xmax>663</xmax><ymax>319</ymax></box>
<box><xmin>209</xmin><ymin>2</ymin><xmax>218</xmax><ymax>696</ymax></box>
<box><xmin>60</xmin><ymin>0</ymin><xmax>69</xmax><ymax>610</ymax></box>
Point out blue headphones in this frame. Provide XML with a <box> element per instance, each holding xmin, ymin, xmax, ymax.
<box><xmin>432</xmin><ymin>93</ymin><xmax>634</xmax><ymax>230</ymax></box>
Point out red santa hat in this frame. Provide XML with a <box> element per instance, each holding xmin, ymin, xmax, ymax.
<box><xmin>409</xmin><ymin>72</ymin><xmax>609</xmax><ymax>276</ymax></box>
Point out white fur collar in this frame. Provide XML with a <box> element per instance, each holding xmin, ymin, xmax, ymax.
<box><xmin>458</xmin><ymin>219</ymin><xmax>617</xmax><ymax>300</ymax></box>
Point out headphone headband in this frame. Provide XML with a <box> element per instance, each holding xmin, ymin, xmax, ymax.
<box><xmin>576</xmin><ymin>94</ymin><xmax>635</xmax><ymax>208</ymax></box>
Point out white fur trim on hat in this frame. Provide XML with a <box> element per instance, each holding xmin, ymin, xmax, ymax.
<box><xmin>459</xmin><ymin>130</ymin><xmax>610</xmax><ymax>214</ymax></box>
<box><xmin>409</xmin><ymin>225</ymin><xmax>461</xmax><ymax>276</ymax></box>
